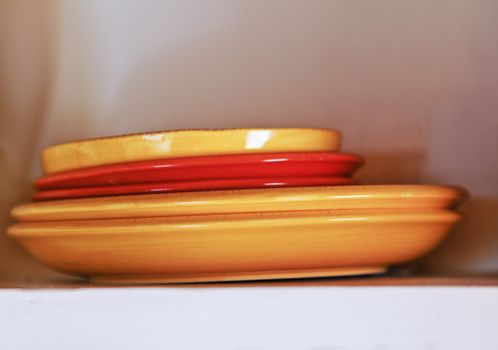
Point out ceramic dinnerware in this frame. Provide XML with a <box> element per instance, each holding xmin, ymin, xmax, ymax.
<box><xmin>41</xmin><ymin>128</ymin><xmax>341</xmax><ymax>174</ymax></box>
<box><xmin>13</xmin><ymin>185</ymin><xmax>467</xmax><ymax>222</ymax></box>
<box><xmin>33</xmin><ymin>176</ymin><xmax>356</xmax><ymax>201</ymax></box>
<box><xmin>8</xmin><ymin>209</ymin><xmax>462</xmax><ymax>284</ymax></box>
<box><xmin>35</xmin><ymin>152</ymin><xmax>362</xmax><ymax>190</ymax></box>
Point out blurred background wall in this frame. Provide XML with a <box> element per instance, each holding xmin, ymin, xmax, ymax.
<box><xmin>1</xmin><ymin>0</ymin><xmax>497</xmax><ymax>283</ymax></box>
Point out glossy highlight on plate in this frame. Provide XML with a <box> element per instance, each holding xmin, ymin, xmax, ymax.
<box><xmin>41</xmin><ymin>128</ymin><xmax>341</xmax><ymax>175</ymax></box>
<box><xmin>8</xmin><ymin>209</ymin><xmax>462</xmax><ymax>284</ymax></box>
<box><xmin>35</xmin><ymin>152</ymin><xmax>362</xmax><ymax>190</ymax></box>
<box><xmin>13</xmin><ymin>185</ymin><xmax>468</xmax><ymax>222</ymax></box>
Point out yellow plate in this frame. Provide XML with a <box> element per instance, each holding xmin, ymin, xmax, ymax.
<box><xmin>41</xmin><ymin>128</ymin><xmax>341</xmax><ymax>174</ymax></box>
<box><xmin>8</xmin><ymin>209</ymin><xmax>461</xmax><ymax>284</ymax></box>
<box><xmin>12</xmin><ymin>185</ymin><xmax>467</xmax><ymax>222</ymax></box>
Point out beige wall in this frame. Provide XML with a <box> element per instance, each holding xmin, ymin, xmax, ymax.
<box><xmin>1</xmin><ymin>0</ymin><xmax>497</xmax><ymax>283</ymax></box>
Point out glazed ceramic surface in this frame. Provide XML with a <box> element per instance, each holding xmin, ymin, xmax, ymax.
<box><xmin>8</xmin><ymin>209</ymin><xmax>461</xmax><ymax>284</ymax></box>
<box><xmin>36</xmin><ymin>152</ymin><xmax>362</xmax><ymax>189</ymax></box>
<box><xmin>33</xmin><ymin>177</ymin><xmax>355</xmax><ymax>201</ymax></box>
<box><xmin>13</xmin><ymin>185</ymin><xmax>467</xmax><ymax>222</ymax></box>
<box><xmin>41</xmin><ymin>128</ymin><xmax>341</xmax><ymax>174</ymax></box>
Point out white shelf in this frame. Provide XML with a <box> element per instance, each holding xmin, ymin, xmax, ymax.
<box><xmin>2</xmin><ymin>278</ymin><xmax>498</xmax><ymax>350</ymax></box>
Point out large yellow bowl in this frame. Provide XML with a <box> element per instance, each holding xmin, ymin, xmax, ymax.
<box><xmin>8</xmin><ymin>209</ymin><xmax>461</xmax><ymax>284</ymax></box>
<box><xmin>12</xmin><ymin>185</ymin><xmax>467</xmax><ymax>222</ymax></box>
<box><xmin>40</xmin><ymin>128</ymin><xmax>341</xmax><ymax>174</ymax></box>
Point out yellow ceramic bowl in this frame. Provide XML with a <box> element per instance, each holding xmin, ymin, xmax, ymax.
<box><xmin>12</xmin><ymin>185</ymin><xmax>467</xmax><ymax>222</ymax></box>
<box><xmin>8</xmin><ymin>209</ymin><xmax>462</xmax><ymax>284</ymax></box>
<box><xmin>41</xmin><ymin>128</ymin><xmax>341</xmax><ymax>175</ymax></box>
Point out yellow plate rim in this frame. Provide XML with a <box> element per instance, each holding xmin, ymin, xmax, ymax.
<box><xmin>41</xmin><ymin>128</ymin><xmax>341</xmax><ymax>174</ymax></box>
<box><xmin>8</xmin><ymin>209</ymin><xmax>462</xmax><ymax>237</ymax></box>
<box><xmin>12</xmin><ymin>184</ymin><xmax>468</xmax><ymax>222</ymax></box>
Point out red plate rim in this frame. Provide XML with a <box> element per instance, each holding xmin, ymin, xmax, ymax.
<box><xmin>35</xmin><ymin>152</ymin><xmax>363</xmax><ymax>190</ymax></box>
<box><xmin>33</xmin><ymin>176</ymin><xmax>357</xmax><ymax>201</ymax></box>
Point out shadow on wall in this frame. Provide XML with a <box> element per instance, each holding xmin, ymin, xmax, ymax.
<box><xmin>355</xmin><ymin>152</ymin><xmax>498</xmax><ymax>276</ymax></box>
<box><xmin>417</xmin><ymin>198</ymin><xmax>498</xmax><ymax>275</ymax></box>
<box><xmin>355</xmin><ymin>151</ymin><xmax>427</xmax><ymax>184</ymax></box>
<box><xmin>107</xmin><ymin>15</ymin><xmax>498</xmax><ymax>276</ymax></box>
<box><xmin>0</xmin><ymin>0</ymin><xmax>69</xmax><ymax>283</ymax></box>
<box><xmin>417</xmin><ymin>0</ymin><xmax>498</xmax><ymax>275</ymax></box>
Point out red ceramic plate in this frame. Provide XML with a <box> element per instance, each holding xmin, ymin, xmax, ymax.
<box><xmin>33</xmin><ymin>177</ymin><xmax>356</xmax><ymax>201</ymax></box>
<box><xmin>35</xmin><ymin>152</ymin><xmax>363</xmax><ymax>190</ymax></box>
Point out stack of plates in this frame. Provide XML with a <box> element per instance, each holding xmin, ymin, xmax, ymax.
<box><xmin>8</xmin><ymin>128</ymin><xmax>467</xmax><ymax>284</ymax></box>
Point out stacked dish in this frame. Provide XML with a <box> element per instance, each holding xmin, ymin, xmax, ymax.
<box><xmin>8</xmin><ymin>128</ymin><xmax>467</xmax><ymax>283</ymax></box>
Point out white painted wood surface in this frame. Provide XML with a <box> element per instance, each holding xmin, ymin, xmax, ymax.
<box><xmin>2</xmin><ymin>286</ymin><xmax>498</xmax><ymax>350</ymax></box>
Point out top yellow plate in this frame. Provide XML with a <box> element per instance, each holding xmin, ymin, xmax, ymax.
<box><xmin>11</xmin><ymin>185</ymin><xmax>468</xmax><ymax>222</ymax></box>
<box><xmin>40</xmin><ymin>128</ymin><xmax>341</xmax><ymax>174</ymax></box>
